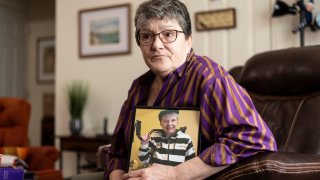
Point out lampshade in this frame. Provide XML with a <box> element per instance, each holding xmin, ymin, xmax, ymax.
<box><xmin>272</xmin><ymin>0</ymin><xmax>298</xmax><ymax>17</ymax></box>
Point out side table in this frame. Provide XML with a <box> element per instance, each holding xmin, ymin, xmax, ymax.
<box><xmin>58</xmin><ymin>135</ymin><xmax>111</xmax><ymax>174</ymax></box>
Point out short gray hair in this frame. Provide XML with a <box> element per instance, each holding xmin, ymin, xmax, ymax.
<box><xmin>158</xmin><ymin>109</ymin><xmax>179</xmax><ymax>121</ymax></box>
<box><xmin>134</xmin><ymin>0</ymin><xmax>192</xmax><ymax>46</ymax></box>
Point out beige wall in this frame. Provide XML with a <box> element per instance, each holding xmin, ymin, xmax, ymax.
<box><xmin>27</xmin><ymin>19</ymin><xmax>55</xmax><ymax>146</ymax></box>
<box><xmin>26</xmin><ymin>0</ymin><xmax>55</xmax><ymax>146</ymax></box>
<box><xmin>56</xmin><ymin>0</ymin><xmax>147</xmax><ymax>177</ymax></box>
<box><xmin>56</xmin><ymin>0</ymin><xmax>320</xmax><ymax>177</ymax></box>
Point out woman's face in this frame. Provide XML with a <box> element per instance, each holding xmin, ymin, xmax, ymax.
<box><xmin>139</xmin><ymin>19</ymin><xmax>192</xmax><ymax>78</ymax></box>
<box><xmin>160</xmin><ymin>113</ymin><xmax>179</xmax><ymax>137</ymax></box>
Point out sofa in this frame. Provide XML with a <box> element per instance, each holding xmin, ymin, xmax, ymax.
<box><xmin>73</xmin><ymin>45</ymin><xmax>320</xmax><ymax>179</ymax></box>
<box><xmin>0</xmin><ymin>97</ymin><xmax>63</xmax><ymax>180</ymax></box>
<box><xmin>213</xmin><ymin>45</ymin><xmax>320</xmax><ymax>179</ymax></box>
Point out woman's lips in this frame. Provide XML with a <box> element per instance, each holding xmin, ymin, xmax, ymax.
<box><xmin>152</xmin><ymin>55</ymin><xmax>164</xmax><ymax>58</ymax></box>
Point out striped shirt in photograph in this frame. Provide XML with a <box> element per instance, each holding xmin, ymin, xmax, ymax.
<box><xmin>138</xmin><ymin>130</ymin><xmax>195</xmax><ymax>166</ymax></box>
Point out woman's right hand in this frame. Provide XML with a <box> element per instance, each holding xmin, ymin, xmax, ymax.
<box><xmin>140</xmin><ymin>133</ymin><xmax>150</xmax><ymax>145</ymax></box>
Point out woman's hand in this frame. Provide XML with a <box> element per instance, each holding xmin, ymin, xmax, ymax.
<box><xmin>139</xmin><ymin>133</ymin><xmax>150</xmax><ymax>145</ymax></box>
<box><xmin>122</xmin><ymin>163</ymin><xmax>177</xmax><ymax>180</ymax></box>
<box><xmin>110</xmin><ymin>169</ymin><xmax>126</xmax><ymax>180</ymax></box>
<box><xmin>122</xmin><ymin>157</ymin><xmax>229</xmax><ymax>180</ymax></box>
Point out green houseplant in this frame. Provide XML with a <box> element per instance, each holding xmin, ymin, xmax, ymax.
<box><xmin>67</xmin><ymin>80</ymin><xmax>89</xmax><ymax>136</ymax></box>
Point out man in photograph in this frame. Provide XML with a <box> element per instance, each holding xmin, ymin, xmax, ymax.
<box><xmin>138</xmin><ymin>110</ymin><xmax>195</xmax><ymax>166</ymax></box>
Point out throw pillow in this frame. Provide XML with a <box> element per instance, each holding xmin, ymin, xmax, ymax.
<box><xmin>0</xmin><ymin>147</ymin><xmax>29</xmax><ymax>160</ymax></box>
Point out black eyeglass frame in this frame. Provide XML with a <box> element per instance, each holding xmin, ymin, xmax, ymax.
<box><xmin>138</xmin><ymin>30</ymin><xmax>184</xmax><ymax>46</ymax></box>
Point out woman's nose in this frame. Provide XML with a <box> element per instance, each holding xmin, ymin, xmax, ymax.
<box><xmin>151</xmin><ymin>35</ymin><xmax>164</xmax><ymax>48</ymax></box>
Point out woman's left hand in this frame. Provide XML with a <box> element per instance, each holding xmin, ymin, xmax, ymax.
<box><xmin>122</xmin><ymin>163</ymin><xmax>177</xmax><ymax>180</ymax></box>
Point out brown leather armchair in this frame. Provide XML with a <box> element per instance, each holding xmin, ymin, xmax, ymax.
<box><xmin>0</xmin><ymin>97</ymin><xmax>63</xmax><ymax>180</ymax></box>
<box><xmin>215</xmin><ymin>45</ymin><xmax>320</xmax><ymax>180</ymax></box>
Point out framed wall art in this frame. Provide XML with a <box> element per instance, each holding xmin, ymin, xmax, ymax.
<box><xmin>79</xmin><ymin>4</ymin><xmax>131</xmax><ymax>58</ymax></box>
<box><xmin>195</xmin><ymin>8</ymin><xmax>236</xmax><ymax>31</ymax></box>
<box><xmin>37</xmin><ymin>36</ymin><xmax>55</xmax><ymax>84</ymax></box>
<box><xmin>128</xmin><ymin>106</ymin><xmax>200</xmax><ymax>171</ymax></box>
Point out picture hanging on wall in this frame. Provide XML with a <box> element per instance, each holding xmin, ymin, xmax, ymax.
<box><xmin>37</xmin><ymin>36</ymin><xmax>55</xmax><ymax>84</ymax></box>
<box><xmin>195</xmin><ymin>8</ymin><xmax>236</xmax><ymax>31</ymax></box>
<box><xmin>79</xmin><ymin>4</ymin><xmax>131</xmax><ymax>58</ymax></box>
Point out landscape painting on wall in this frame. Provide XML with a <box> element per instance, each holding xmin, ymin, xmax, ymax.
<box><xmin>90</xmin><ymin>18</ymin><xmax>120</xmax><ymax>45</ymax></box>
<box><xmin>79</xmin><ymin>4</ymin><xmax>131</xmax><ymax>58</ymax></box>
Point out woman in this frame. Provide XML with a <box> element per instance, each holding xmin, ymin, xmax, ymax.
<box><xmin>107</xmin><ymin>0</ymin><xmax>277</xmax><ymax>179</ymax></box>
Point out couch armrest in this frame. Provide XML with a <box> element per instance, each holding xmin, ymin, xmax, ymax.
<box><xmin>26</xmin><ymin>146</ymin><xmax>59</xmax><ymax>171</ymax></box>
<box><xmin>211</xmin><ymin>152</ymin><xmax>320</xmax><ymax>180</ymax></box>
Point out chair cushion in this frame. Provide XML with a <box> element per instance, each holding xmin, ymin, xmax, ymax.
<box><xmin>0</xmin><ymin>98</ymin><xmax>30</xmax><ymax>146</ymax></box>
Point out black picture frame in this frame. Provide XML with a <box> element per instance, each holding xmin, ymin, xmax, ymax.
<box><xmin>128</xmin><ymin>106</ymin><xmax>201</xmax><ymax>171</ymax></box>
<box><xmin>37</xmin><ymin>36</ymin><xmax>55</xmax><ymax>84</ymax></box>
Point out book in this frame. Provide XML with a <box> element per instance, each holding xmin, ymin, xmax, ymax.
<box><xmin>0</xmin><ymin>154</ymin><xmax>16</xmax><ymax>167</ymax></box>
<box><xmin>0</xmin><ymin>154</ymin><xmax>28</xmax><ymax>169</ymax></box>
<box><xmin>0</xmin><ymin>167</ymin><xmax>24</xmax><ymax>180</ymax></box>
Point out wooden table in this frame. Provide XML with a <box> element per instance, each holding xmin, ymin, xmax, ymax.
<box><xmin>58</xmin><ymin>135</ymin><xmax>111</xmax><ymax>173</ymax></box>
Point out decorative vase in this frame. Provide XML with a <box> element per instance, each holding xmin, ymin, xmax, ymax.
<box><xmin>69</xmin><ymin>118</ymin><xmax>83</xmax><ymax>136</ymax></box>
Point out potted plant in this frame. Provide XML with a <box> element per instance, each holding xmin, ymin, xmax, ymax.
<box><xmin>67</xmin><ymin>80</ymin><xmax>89</xmax><ymax>136</ymax></box>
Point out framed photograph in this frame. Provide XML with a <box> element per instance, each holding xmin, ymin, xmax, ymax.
<box><xmin>37</xmin><ymin>36</ymin><xmax>55</xmax><ymax>84</ymax></box>
<box><xmin>195</xmin><ymin>8</ymin><xmax>236</xmax><ymax>31</ymax></box>
<box><xmin>128</xmin><ymin>106</ymin><xmax>200</xmax><ymax>171</ymax></box>
<box><xmin>79</xmin><ymin>4</ymin><xmax>131</xmax><ymax>58</ymax></box>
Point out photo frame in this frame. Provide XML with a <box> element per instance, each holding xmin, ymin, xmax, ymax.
<box><xmin>79</xmin><ymin>4</ymin><xmax>131</xmax><ymax>58</ymax></box>
<box><xmin>37</xmin><ymin>36</ymin><xmax>55</xmax><ymax>84</ymax></box>
<box><xmin>195</xmin><ymin>8</ymin><xmax>236</xmax><ymax>31</ymax></box>
<box><xmin>128</xmin><ymin>106</ymin><xmax>200</xmax><ymax>171</ymax></box>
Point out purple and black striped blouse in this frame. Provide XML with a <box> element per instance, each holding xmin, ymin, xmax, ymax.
<box><xmin>105</xmin><ymin>49</ymin><xmax>277</xmax><ymax>177</ymax></box>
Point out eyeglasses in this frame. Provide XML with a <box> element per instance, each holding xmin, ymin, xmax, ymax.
<box><xmin>138</xmin><ymin>30</ymin><xmax>184</xmax><ymax>46</ymax></box>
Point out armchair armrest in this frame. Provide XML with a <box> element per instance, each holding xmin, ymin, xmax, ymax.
<box><xmin>96</xmin><ymin>145</ymin><xmax>320</xmax><ymax>179</ymax></box>
<box><xmin>211</xmin><ymin>152</ymin><xmax>320</xmax><ymax>180</ymax></box>
<box><xmin>26</xmin><ymin>146</ymin><xmax>59</xmax><ymax>171</ymax></box>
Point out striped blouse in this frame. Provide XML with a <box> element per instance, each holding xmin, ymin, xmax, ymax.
<box><xmin>105</xmin><ymin>49</ymin><xmax>277</xmax><ymax>177</ymax></box>
<box><xmin>138</xmin><ymin>130</ymin><xmax>195</xmax><ymax>166</ymax></box>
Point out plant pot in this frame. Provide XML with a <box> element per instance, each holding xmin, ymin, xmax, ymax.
<box><xmin>69</xmin><ymin>118</ymin><xmax>83</xmax><ymax>136</ymax></box>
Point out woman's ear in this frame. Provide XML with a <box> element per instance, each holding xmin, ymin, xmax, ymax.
<box><xmin>186</xmin><ymin>35</ymin><xmax>192</xmax><ymax>48</ymax></box>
